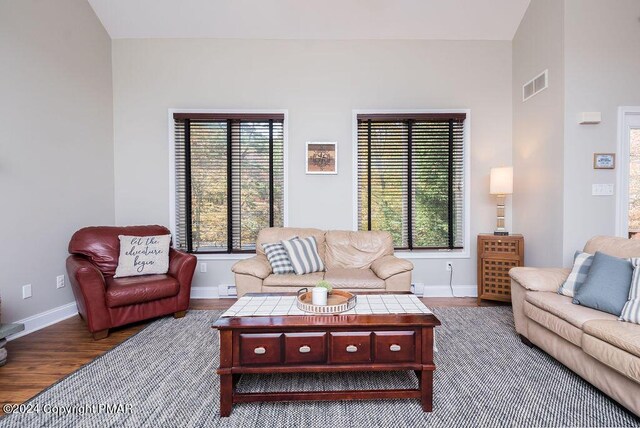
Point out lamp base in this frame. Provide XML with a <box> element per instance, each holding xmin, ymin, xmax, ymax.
<box><xmin>493</xmin><ymin>231</ymin><xmax>510</xmax><ymax>236</ymax></box>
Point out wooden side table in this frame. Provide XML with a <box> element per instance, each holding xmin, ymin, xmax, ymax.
<box><xmin>477</xmin><ymin>234</ymin><xmax>524</xmax><ymax>304</ymax></box>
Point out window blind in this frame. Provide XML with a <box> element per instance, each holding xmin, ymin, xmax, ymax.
<box><xmin>357</xmin><ymin>113</ymin><xmax>465</xmax><ymax>250</ymax></box>
<box><xmin>174</xmin><ymin>113</ymin><xmax>284</xmax><ymax>253</ymax></box>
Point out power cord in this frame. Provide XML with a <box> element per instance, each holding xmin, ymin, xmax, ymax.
<box><xmin>448</xmin><ymin>264</ymin><xmax>457</xmax><ymax>298</ymax></box>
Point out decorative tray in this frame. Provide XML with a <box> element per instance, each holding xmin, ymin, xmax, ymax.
<box><xmin>296</xmin><ymin>289</ymin><xmax>357</xmax><ymax>314</ymax></box>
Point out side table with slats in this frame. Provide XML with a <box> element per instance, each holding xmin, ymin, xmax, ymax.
<box><xmin>477</xmin><ymin>234</ymin><xmax>524</xmax><ymax>304</ymax></box>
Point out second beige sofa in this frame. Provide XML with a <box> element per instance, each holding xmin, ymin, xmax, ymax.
<box><xmin>510</xmin><ymin>236</ymin><xmax>640</xmax><ymax>416</ymax></box>
<box><xmin>232</xmin><ymin>227</ymin><xmax>413</xmax><ymax>297</ymax></box>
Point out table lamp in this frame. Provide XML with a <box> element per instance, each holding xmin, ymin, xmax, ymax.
<box><xmin>490</xmin><ymin>166</ymin><xmax>513</xmax><ymax>236</ymax></box>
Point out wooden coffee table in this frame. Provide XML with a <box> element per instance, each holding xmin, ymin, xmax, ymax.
<box><xmin>213</xmin><ymin>293</ymin><xmax>441</xmax><ymax>417</ymax></box>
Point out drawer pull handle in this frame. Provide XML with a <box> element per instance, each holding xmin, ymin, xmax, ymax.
<box><xmin>346</xmin><ymin>345</ymin><xmax>358</xmax><ymax>353</ymax></box>
<box><xmin>299</xmin><ymin>345</ymin><xmax>311</xmax><ymax>353</ymax></box>
<box><xmin>390</xmin><ymin>344</ymin><xmax>402</xmax><ymax>352</ymax></box>
<box><xmin>254</xmin><ymin>347</ymin><xmax>266</xmax><ymax>355</ymax></box>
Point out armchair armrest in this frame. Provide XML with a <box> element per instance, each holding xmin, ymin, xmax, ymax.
<box><xmin>66</xmin><ymin>255</ymin><xmax>109</xmax><ymax>332</ymax></box>
<box><xmin>232</xmin><ymin>256</ymin><xmax>272</xmax><ymax>279</ymax></box>
<box><xmin>169</xmin><ymin>248</ymin><xmax>197</xmax><ymax>311</ymax></box>
<box><xmin>169</xmin><ymin>248</ymin><xmax>197</xmax><ymax>285</ymax></box>
<box><xmin>370</xmin><ymin>255</ymin><xmax>414</xmax><ymax>280</ymax></box>
<box><xmin>509</xmin><ymin>267</ymin><xmax>570</xmax><ymax>292</ymax></box>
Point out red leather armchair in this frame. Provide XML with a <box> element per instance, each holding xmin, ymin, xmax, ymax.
<box><xmin>66</xmin><ymin>225</ymin><xmax>197</xmax><ymax>340</ymax></box>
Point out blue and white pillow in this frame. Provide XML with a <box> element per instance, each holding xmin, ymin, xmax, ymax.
<box><xmin>262</xmin><ymin>241</ymin><xmax>295</xmax><ymax>275</ymax></box>
<box><xmin>281</xmin><ymin>236</ymin><xmax>325</xmax><ymax>275</ymax></box>
<box><xmin>620</xmin><ymin>258</ymin><xmax>640</xmax><ymax>324</ymax></box>
<box><xmin>558</xmin><ymin>251</ymin><xmax>593</xmax><ymax>297</ymax></box>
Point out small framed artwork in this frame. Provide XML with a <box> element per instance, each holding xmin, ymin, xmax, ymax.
<box><xmin>306</xmin><ymin>142</ymin><xmax>338</xmax><ymax>174</ymax></box>
<box><xmin>593</xmin><ymin>153</ymin><xmax>615</xmax><ymax>169</ymax></box>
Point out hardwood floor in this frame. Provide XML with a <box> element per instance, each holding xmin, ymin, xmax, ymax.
<box><xmin>0</xmin><ymin>297</ymin><xmax>504</xmax><ymax>414</ymax></box>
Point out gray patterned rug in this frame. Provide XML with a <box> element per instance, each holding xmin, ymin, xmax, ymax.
<box><xmin>1</xmin><ymin>307</ymin><xmax>638</xmax><ymax>427</ymax></box>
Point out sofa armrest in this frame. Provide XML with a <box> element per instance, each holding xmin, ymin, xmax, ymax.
<box><xmin>169</xmin><ymin>248</ymin><xmax>197</xmax><ymax>310</ymax></box>
<box><xmin>370</xmin><ymin>255</ymin><xmax>414</xmax><ymax>280</ymax></box>
<box><xmin>509</xmin><ymin>267</ymin><xmax>570</xmax><ymax>293</ymax></box>
<box><xmin>232</xmin><ymin>256</ymin><xmax>272</xmax><ymax>279</ymax></box>
<box><xmin>66</xmin><ymin>255</ymin><xmax>109</xmax><ymax>332</ymax></box>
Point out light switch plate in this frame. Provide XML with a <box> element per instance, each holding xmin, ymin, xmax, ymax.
<box><xmin>592</xmin><ymin>184</ymin><xmax>614</xmax><ymax>196</ymax></box>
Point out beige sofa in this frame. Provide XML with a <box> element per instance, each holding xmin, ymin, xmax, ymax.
<box><xmin>510</xmin><ymin>236</ymin><xmax>640</xmax><ymax>416</ymax></box>
<box><xmin>232</xmin><ymin>227</ymin><xmax>413</xmax><ymax>296</ymax></box>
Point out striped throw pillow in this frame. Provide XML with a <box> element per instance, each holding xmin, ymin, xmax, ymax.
<box><xmin>281</xmin><ymin>236</ymin><xmax>325</xmax><ymax>275</ymax></box>
<box><xmin>620</xmin><ymin>258</ymin><xmax>640</xmax><ymax>324</ymax></box>
<box><xmin>262</xmin><ymin>241</ymin><xmax>295</xmax><ymax>275</ymax></box>
<box><xmin>558</xmin><ymin>251</ymin><xmax>593</xmax><ymax>297</ymax></box>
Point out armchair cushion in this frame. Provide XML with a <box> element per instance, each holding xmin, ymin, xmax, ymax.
<box><xmin>105</xmin><ymin>275</ymin><xmax>179</xmax><ymax>308</ymax></box>
<box><xmin>370</xmin><ymin>255</ymin><xmax>413</xmax><ymax>280</ymax></box>
<box><xmin>509</xmin><ymin>267</ymin><xmax>570</xmax><ymax>293</ymax></box>
<box><xmin>232</xmin><ymin>256</ymin><xmax>272</xmax><ymax>279</ymax></box>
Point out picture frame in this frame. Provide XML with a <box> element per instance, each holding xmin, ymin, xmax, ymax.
<box><xmin>593</xmin><ymin>153</ymin><xmax>615</xmax><ymax>169</ymax></box>
<box><xmin>306</xmin><ymin>142</ymin><xmax>338</xmax><ymax>174</ymax></box>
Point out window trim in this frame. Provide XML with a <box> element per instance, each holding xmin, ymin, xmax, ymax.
<box><xmin>168</xmin><ymin>109</ymin><xmax>289</xmax><ymax>260</ymax></box>
<box><xmin>351</xmin><ymin>109</ymin><xmax>471</xmax><ymax>259</ymax></box>
<box><xmin>615</xmin><ymin>106</ymin><xmax>640</xmax><ymax>238</ymax></box>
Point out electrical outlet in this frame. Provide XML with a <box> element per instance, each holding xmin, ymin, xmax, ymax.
<box><xmin>446</xmin><ymin>261</ymin><xmax>453</xmax><ymax>272</ymax></box>
<box><xmin>200</xmin><ymin>263</ymin><xmax>207</xmax><ymax>273</ymax></box>
<box><xmin>56</xmin><ymin>275</ymin><xmax>65</xmax><ymax>289</ymax></box>
<box><xmin>22</xmin><ymin>284</ymin><xmax>32</xmax><ymax>299</ymax></box>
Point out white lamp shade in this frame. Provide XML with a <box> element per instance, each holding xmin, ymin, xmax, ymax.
<box><xmin>490</xmin><ymin>167</ymin><xmax>513</xmax><ymax>195</ymax></box>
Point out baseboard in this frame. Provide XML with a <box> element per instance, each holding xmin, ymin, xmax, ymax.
<box><xmin>422</xmin><ymin>285</ymin><xmax>477</xmax><ymax>298</ymax></box>
<box><xmin>8</xmin><ymin>302</ymin><xmax>78</xmax><ymax>341</ymax></box>
<box><xmin>190</xmin><ymin>286</ymin><xmax>220</xmax><ymax>299</ymax></box>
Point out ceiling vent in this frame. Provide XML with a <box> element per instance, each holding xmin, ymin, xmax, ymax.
<box><xmin>522</xmin><ymin>70</ymin><xmax>548</xmax><ymax>102</ymax></box>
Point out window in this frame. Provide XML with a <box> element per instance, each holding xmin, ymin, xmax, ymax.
<box><xmin>356</xmin><ymin>112</ymin><xmax>466</xmax><ymax>250</ymax></box>
<box><xmin>173</xmin><ymin>112</ymin><xmax>285</xmax><ymax>253</ymax></box>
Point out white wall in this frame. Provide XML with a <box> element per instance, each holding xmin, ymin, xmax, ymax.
<box><xmin>562</xmin><ymin>0</ymin><xmax>640</xmax><ymax>265</ymax></box>
<box><xmin>112</xmin><ymin>39</ymin><xmax>512</xmax><ymax>293</ymax></box>
<box><xmin>512</xmin><ymin>0</ymin><xmax>565</xmax><ymax>267</ymax></box>
<box><xmin>0</xmin><ymin>0</ymin><xmax>114</xmax><ymax>322</ymax></box>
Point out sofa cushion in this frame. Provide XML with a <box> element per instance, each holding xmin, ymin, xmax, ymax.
<box><xmin>558</xmin><ymin>251</ymin><xmax>593</xmax><ymax>298</ymax></box>
<box><xmin>263</xmin><ymin>272</ymin><xmax>324</xmax><ymax>287</ymax></box>
<box><xmin>584</xmin><ymin>235</ymin><xmax>640</xmax><ymax>259</ymax></box>
<box><xmin>620</xmin><ymin>259</ymin><xmax>640</xmax><ymax>324</ymax></box>
<box><xmin>582</xmin><ymin>334</ymin><xmax>640</xmax><ymax>384</ymax></box>
<box><xmin>256</xmin><ymin>228</ymin><xmax>326</xmax><ymax>262</ymax></box>
<box><xmin>69</xmin><ymin>225</ymin><xmax>170</xmax><ymax>276</ymax></box>
<box><xmin>572</xmin><ymin>252</ymin><xmax>633</xmax><ymax>316</ymax></box>
<box><xmin>105</xmin><ymin>274</ymin><xmax>179</xmax><ymax>308</ymax></box>
<box><xmin>324</xmin><ymin>268</ymin><xmax>385</xmax><ymax>289</ymax></box>
<box><xmin>324</xmin><ymin>230</ymin><xmax>394</xmax><ymax>270</ymax></box>
<box><xmin>524</xmin><ymin>301</ymin><xmax>583</xmax><ymax>347</ymax></box>
<box><xmin>525</xmin><ymin>291</ymin><xmax>617</xmax><ymax>329</ymax></box>
<box><xmin>281</xmin><ymin>236</ymin><xmax>325</xmax><ymax>274</ymax></box>
<box><xmin>262</xmin><ymin>241</ymin><xmax>295</xmax><ymax>274</ymax></box>
<box><xmin>583</xmin><ymin>320</ymin><xmax>640</xmax><ymax>359</ymax></box>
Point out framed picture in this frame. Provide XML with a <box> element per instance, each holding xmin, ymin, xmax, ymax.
<box><xmin>593</xmin><ymin>153</ymin><xmax>615</xmax><ymax>169</ymax></box>
<box><xmin>306</xmin><ymin>142</ymin><xmax>338</xmax><ymax>174</ymax></box>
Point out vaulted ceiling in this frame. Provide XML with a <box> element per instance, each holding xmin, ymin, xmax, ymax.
<box><xmin>88</xmin><ymin>0</ymin><xmax>531</xmax><ymax>40</ymax></box>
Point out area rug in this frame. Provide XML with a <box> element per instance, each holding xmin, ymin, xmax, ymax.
<box><xmin>1</xmin><ymin>307</ymin><xmax>638</xmax><ymax>427</ymax></box>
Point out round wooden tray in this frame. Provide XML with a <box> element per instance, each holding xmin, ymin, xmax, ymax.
<box><xmin>296</xmin><ymin>288</ymin><xmax>357</xmax><ymax>314</ymax></box>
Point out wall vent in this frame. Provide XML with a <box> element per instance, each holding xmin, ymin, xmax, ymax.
<box><xmin>522</xmin><ymin>69</ymin><xmax>548</xmax><ymax>102</ymax></box>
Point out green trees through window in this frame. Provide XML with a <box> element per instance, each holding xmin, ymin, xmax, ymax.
<box><xmin>174</xmin><ymin>113</ymin><xmax>284</xmax><ymax>253</ymax></box>
<box><xmin>357</xmin><ymin>113</ymin><xmax>465</xmax><ymax>250</ymax></box>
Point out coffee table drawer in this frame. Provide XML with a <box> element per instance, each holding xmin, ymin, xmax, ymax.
<box><xmin>329</xmin><ymin>332</ymin><xmax>372</xmax><ymax>363</ymax></box>
<box><xmin>284</xmin><ymin>332</ymin><xmax>326</xmax><ymax>364</ymax></box>
<box><xmin>239</xmin><ymin>333</ymin><xmax>282</xmax><ymax>365</ymax></box>
<box><xmin>373</xmin><ymin>331</ymin><xmax>416</xmax><ymax>363</ymax></box>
